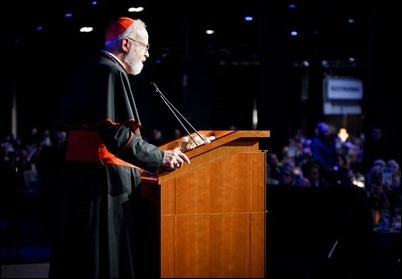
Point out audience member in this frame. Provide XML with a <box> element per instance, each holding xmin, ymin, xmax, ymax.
<box><xmin>266</xmin><ymin>152</ymin><xmax>281</xmax><ymax>182</ymax></box>
<box><xmin>302</xmin><ymin>161</ymin><xmax>331</xmax><ymax>188</ymax></box>
<box><xmin>361</xmin><ymin>127</ymin><xmax>392</xmax><ymax>174</ymax></box>
<box><xmin>367</xmin><ymin>164</ymin><xmax>390</xmax><ymax>226</ymax></box>
<box><xmin>385</xmin><ymin>159</ymin><xmax>401</xmax><ymax>223</ymax></box>
<box><xmin>309</xmin><ymin>122</ymin><xmax>339</xmax><ymax>185</ymax></box>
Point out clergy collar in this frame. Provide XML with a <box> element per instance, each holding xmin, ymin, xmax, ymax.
<box><xmin>101</xmin><ymin>50</ymin><xmax>126</xmax><ymax>72</ymax></box>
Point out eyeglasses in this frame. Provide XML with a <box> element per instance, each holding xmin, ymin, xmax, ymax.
<box><xmin>126</xmin><ymin>37</ymin><xmax>150</xmax><ymax>51</ymax></box>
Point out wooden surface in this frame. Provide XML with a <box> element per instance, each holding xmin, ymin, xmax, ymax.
<box><xmin>140</xmin><ymin>130</ymin><xmax>269</xmax><ymax>278</ymax></box>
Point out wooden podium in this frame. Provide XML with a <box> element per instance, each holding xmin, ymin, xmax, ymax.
<box><xmin>137</xmin><ymin>130</ymin><xmax>269</xmax><ymax>278</ymax></box>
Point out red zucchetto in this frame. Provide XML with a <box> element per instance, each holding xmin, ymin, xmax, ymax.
<box><xmin>105</xmin><ymin>17</ymin><xmax>135</xmax><ymax>41</ymax></box>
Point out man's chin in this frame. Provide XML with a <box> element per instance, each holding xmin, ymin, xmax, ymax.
<box><xmin>131</xmin><ymin>64</ymin><xmax>143</xmax><ymax>75</ymax></box>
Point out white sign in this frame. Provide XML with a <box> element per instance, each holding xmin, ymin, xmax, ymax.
<box><xmin>325</xmin><ymin>77</ymin><xmax>363</xmax><ymax>100</ymax></box>
<box><xmin>323</xmin><ymin>102</ymin><xmax>362</xmax><ymax>115</ymax></box>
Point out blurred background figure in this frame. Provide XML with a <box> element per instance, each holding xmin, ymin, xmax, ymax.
<box><xmin>309</xmin><ymin>122</ymin><xmax>339</xmax><ymax>186</ymax></box>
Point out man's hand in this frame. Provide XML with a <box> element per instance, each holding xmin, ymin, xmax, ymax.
<box><xmin>162</xmin><ymin>150</ymin><xmax>191</xmax><ymax>171</ymax></box>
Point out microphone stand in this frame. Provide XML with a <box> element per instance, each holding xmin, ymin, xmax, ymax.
<box><xmin>151</xmin><ymin>82</ymin><xmax>205</xmax><ymax>147</ymax></box>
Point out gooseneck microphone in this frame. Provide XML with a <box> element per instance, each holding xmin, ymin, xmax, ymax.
<box><xmin>151</xmin><ymin>82</ymin><xmax>206</xmax><ymax>147</ymax></box>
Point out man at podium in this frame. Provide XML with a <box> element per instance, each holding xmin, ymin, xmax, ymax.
<box><xmin>49</xmin><ymin>17</ymin><xmax>190</xmax><ymax>278</ymax></box>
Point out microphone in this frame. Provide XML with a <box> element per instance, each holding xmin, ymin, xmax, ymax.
<box><xmin>151</xmin><ymin>82</ymin><xmax>211</xmax><ymax>149</ymax></box>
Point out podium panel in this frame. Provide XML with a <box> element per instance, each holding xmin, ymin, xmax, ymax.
<box><xmin>139</xmin><ymin>130</ymin><xmax>269</xmax><ymax>278</ymax></box>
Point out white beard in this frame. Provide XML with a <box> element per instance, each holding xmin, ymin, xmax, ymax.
<box><xmin>125</xmin><ymin>47</ymin><xmax>144</xmax><ymax>75</ymax></box>
<box><xmin>130</xmin><ymin>61</ymin><xmax>144</xmax><ymax>75</ymax></box>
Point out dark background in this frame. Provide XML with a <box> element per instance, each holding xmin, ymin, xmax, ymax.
<box><xmin>2</xmin><ymin>0</ymin><xmax>400</xmax><ymax>163</ymax></box>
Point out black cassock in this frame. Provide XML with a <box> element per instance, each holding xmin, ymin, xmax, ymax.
<box><xmin>49</xmin><ymin>51</ymin><xmax>163</xmax><ymax>278</ymax></box>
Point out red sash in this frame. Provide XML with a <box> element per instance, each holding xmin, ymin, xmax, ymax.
<box><xmin>65</xmin><ymin>131</ymin><xmax>140</xmax><ymax>169</ymax></box>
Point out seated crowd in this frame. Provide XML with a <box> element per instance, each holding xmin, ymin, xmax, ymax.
<box><xmin>1</xmin><ymin>123</ymin><xmax>401</xmax><ymax>230</ymax></box>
